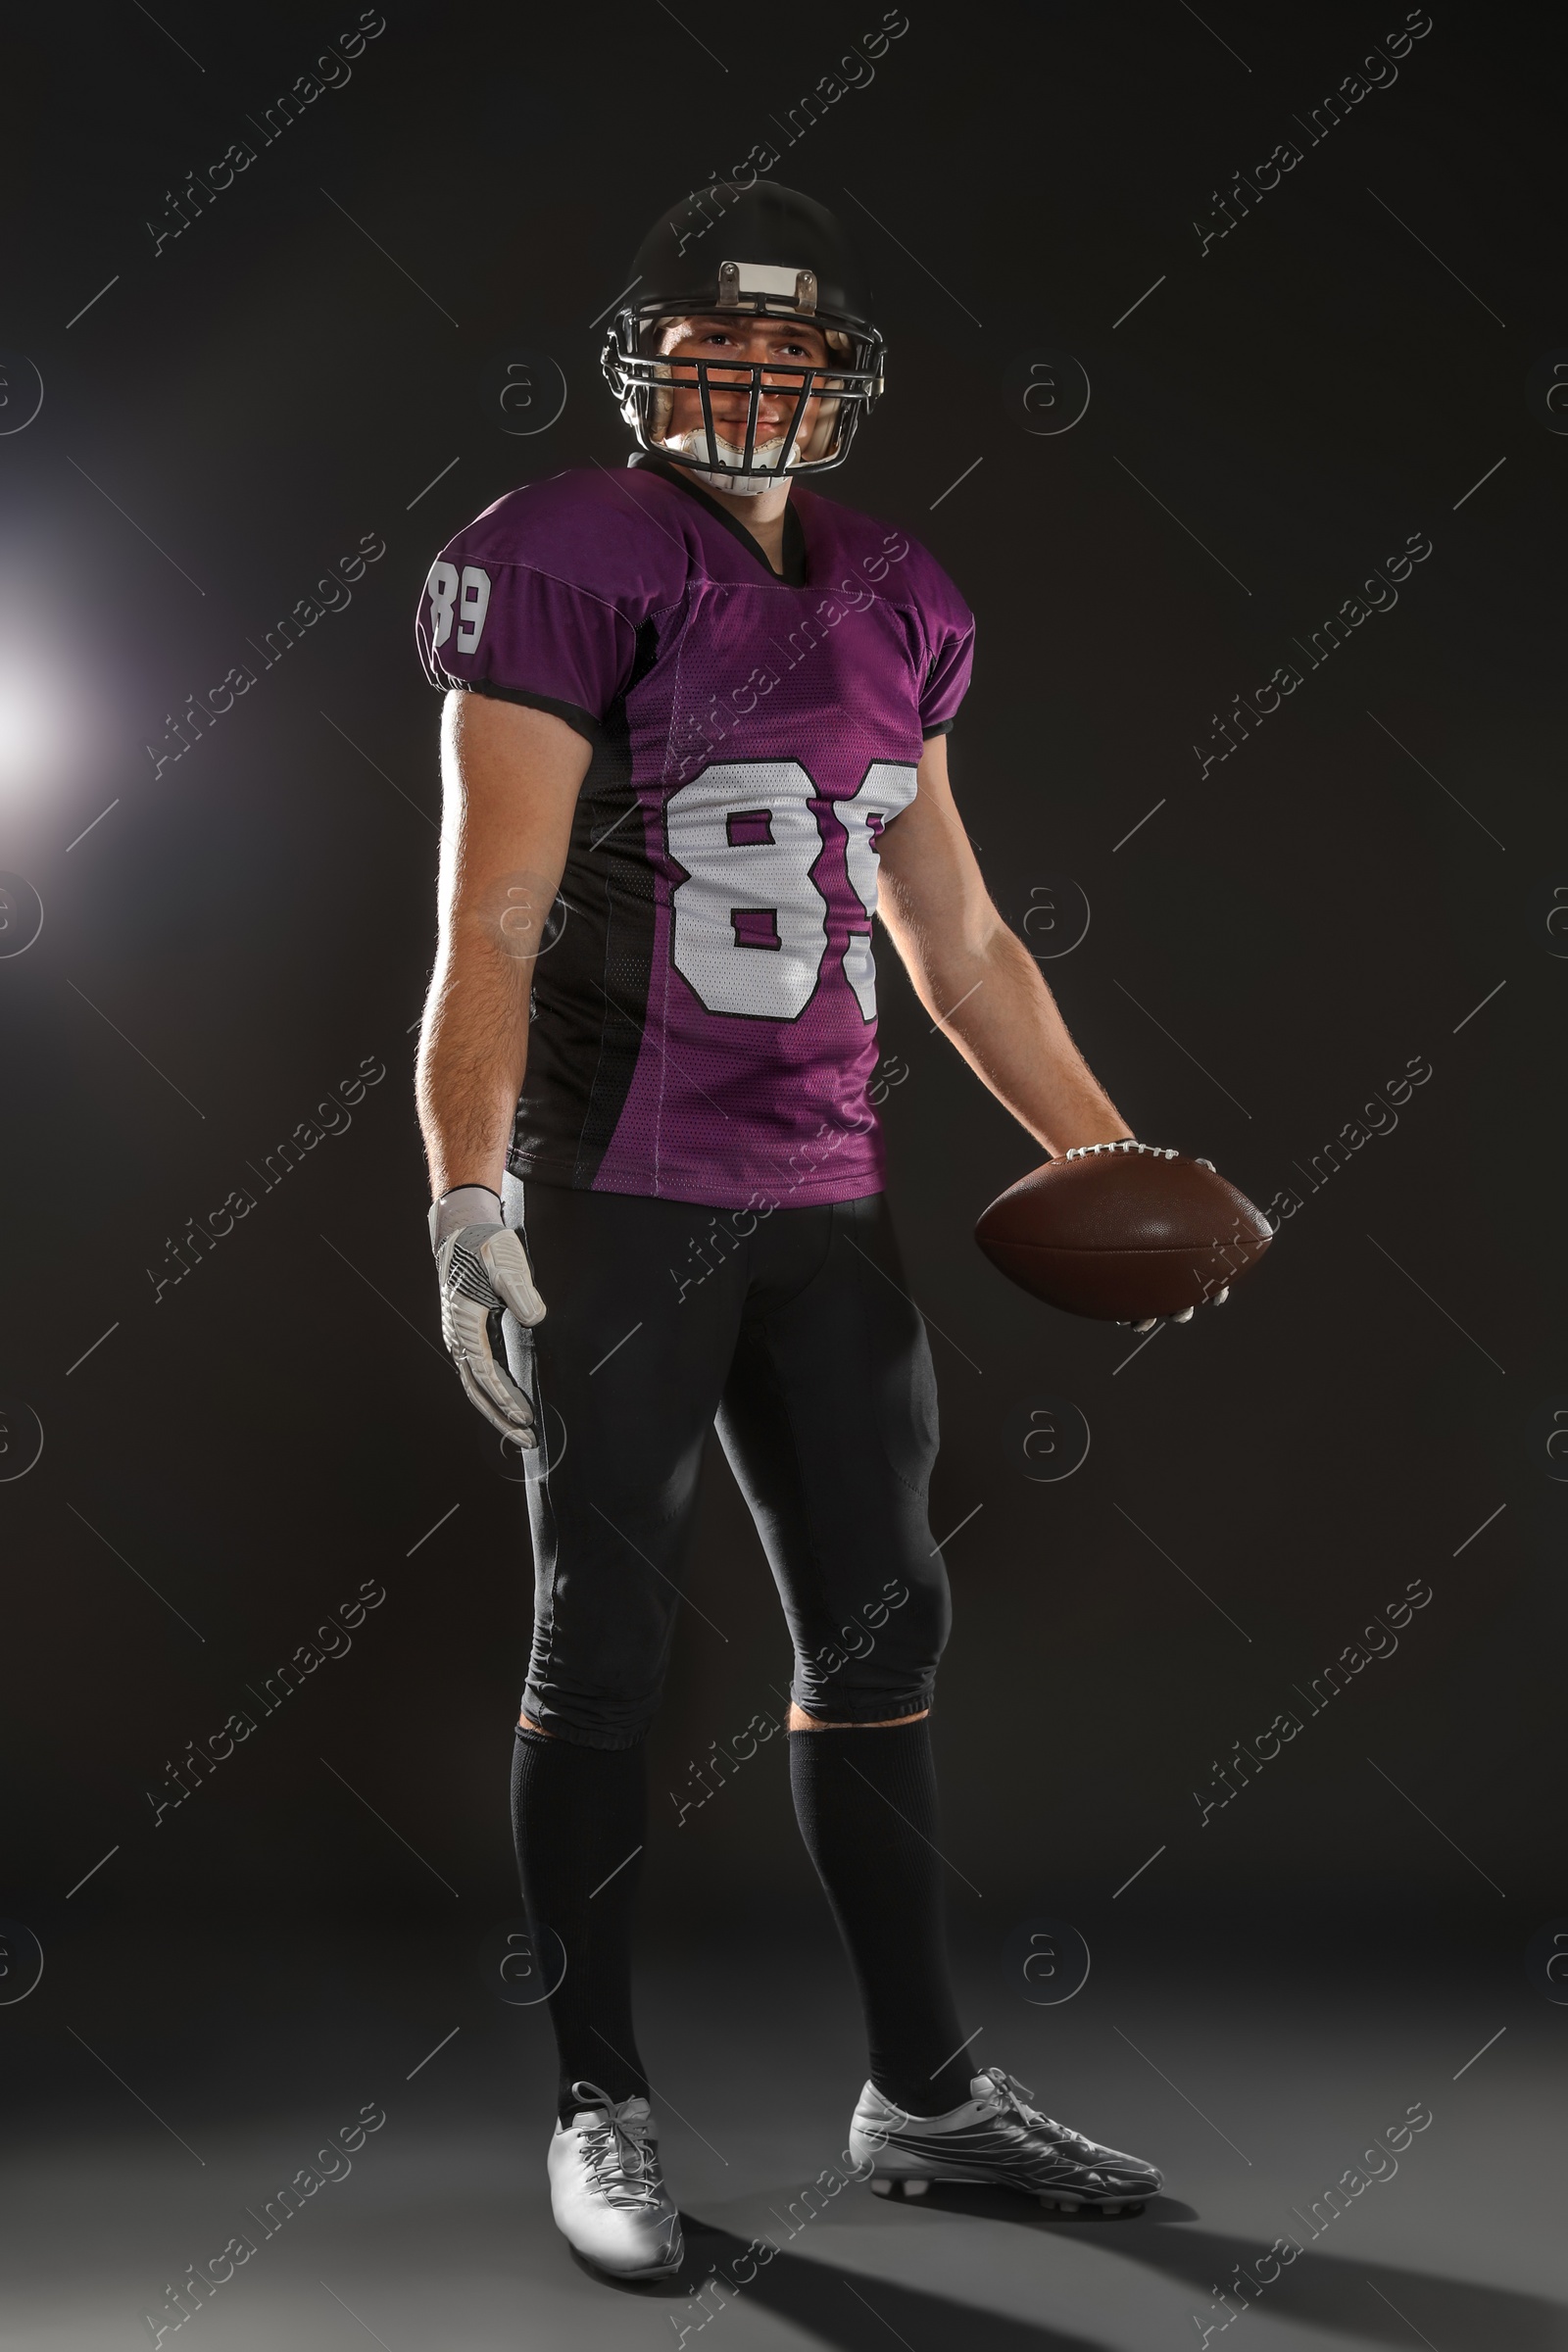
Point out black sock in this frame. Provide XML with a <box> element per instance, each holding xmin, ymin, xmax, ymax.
<box><xmin>788</xmin><ymin>1719</ymin><xmax>974</xmax><ymax>2117</ymax></box>
<box><xmin>510</xmin><ymin>1726</ymin><xmax>652</xmax><ymax>2126</ymax></box>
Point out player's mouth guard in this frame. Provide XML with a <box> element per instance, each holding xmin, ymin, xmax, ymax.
<box><xmin>681</xmin><ymin>361</ymin><xmax>818</xmax><ymax>480</ymax></box>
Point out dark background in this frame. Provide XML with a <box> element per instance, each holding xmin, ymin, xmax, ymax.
<box><xmin>3</xmin><ymin>0</ymin><xmax>1564</xmax><ymax>2061</ymax></box>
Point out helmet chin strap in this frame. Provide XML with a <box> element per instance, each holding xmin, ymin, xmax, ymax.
<box><xmin>661</xmin><ymin>427</ymin><xmax>800</xmax><ymax>497</ymax></box>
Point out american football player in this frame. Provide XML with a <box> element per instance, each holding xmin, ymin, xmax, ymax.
<box><xmin>416</xmin><ymin>181</ymin><xmax>1176</xmax><ymax>2280</ymax></box>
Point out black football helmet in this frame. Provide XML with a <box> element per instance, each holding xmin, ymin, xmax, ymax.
<box><xmin>601</xmin><ymin>182</ymin><xmax>885</xmax><ymax>485</ymax></box>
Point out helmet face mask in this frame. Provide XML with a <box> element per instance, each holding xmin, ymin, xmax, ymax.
<box><xmin>631</xmin><ymin>310</ymin><xmax>866</xmax><ymax>491</ymax></box>
<box><xmin>601</xmin><ymin>186</ymin><xmax>885</xmax><ymax>488</ymax></box>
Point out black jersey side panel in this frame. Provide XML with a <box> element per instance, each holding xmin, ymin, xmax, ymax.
<box><xmin>508</xmin><ymin>637</ymin><xmax>661</xmax><ymax>1188</ymax></box>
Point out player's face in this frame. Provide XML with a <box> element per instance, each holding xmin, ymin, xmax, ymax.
<box><xmin>661</xmin><ymin>314</ymin><xmax>830</xmax><ymax>459</ymax></box>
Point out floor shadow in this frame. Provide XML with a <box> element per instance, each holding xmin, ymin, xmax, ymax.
<box><xmin>673</xmin><ymin>2214</ymin><xmax>1113</xmax><ymax>2350</ymax></box>
<box><xmin>876</xmin><ymin>2185</ymin><xmax>1568</xmax><ymax>2352</ymax></box>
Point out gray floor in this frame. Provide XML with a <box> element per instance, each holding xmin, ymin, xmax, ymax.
<box><xmin>4</xmin><ymin>1921</ymin><xmax>1562</xmax><ymax>2351</ymax></box>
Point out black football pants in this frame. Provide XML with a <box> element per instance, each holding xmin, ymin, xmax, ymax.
<box><xmin>497</xmin><ymin>1177</ymin><xmax>949</xmax><ymax>1748</ymax></box>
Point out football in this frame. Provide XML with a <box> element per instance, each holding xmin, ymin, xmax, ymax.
<box><xmin>974</xmin><ymin>1142</ymin><xmax>1274</xmax><ymax>1321</ymax></box>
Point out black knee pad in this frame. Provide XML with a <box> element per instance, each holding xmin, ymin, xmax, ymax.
<box><xmin>793</xmin><ymin>1561</ymin><xmax>950</xmax><ymax>1720</ymax></box>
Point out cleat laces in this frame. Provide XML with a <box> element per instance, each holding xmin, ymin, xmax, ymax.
<box><xmin>976</xmin><ymin>2069</ymin><xmax>1100</xmax><ymax>2161</ymax></box>
<box><xmin>568</xmin><ymin>2081</ymin><xmax>663</xmax><ymax>2213</ymax></box>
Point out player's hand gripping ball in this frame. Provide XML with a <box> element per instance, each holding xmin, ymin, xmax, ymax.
<box><xmin>974</xmin><ymin>1141</ymin><xmax>1273</xmax><ymax>1333</ymax></box>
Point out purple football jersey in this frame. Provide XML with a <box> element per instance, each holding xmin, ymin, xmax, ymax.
<box><xmin>416</xmin><ymin>457</ymin><xmax>974</xmax><ymax>1210</ymax></box>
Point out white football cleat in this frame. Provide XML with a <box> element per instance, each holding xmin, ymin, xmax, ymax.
<box><xmin>851</xmin><ymin>2066</ymin><xmax>1162</xmax><ymax>2215</ymax></box>
<box><xmin>547</xmin><ymin>2082</ymin><xmax>682</xmax><ymax>2278</ymax></box>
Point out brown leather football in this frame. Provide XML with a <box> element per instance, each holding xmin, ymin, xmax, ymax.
<box><xmin>974</xmin><ymin>1144</ymin><xmax>1273</xmax><ymax>1320</ymax></box>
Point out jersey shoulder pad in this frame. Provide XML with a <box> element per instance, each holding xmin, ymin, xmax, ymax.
<box><xmin>442</xmin><ymin>467</ymin><xmax>690</xmax><ymax>623</ymax></box>
<box><xmin>798</xmin><ymin>488</ymin><xmax>973</xmax><ymax>637</ymax></box>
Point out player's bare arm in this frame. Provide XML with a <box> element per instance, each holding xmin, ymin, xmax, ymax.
<box><xmin>416</xmin><ymin>693</ymin><xmax>590</xmax><ymax>1197</ymax></box>
<box><xmin>415</xmin><ymin>694</ymin><xmax>589</xmax><ymax>1442</ymax></box>
<box><xmin>876</xmin><ymin>732</ymin><xmax>1133</xmax><ymax>1157</ymax></box>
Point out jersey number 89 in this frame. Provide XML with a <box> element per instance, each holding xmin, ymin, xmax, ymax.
<box><xmin>426</xmin><ymin>563</ymin><xmax>492</xmax><ymax>654</ymax></box>
<box><xmin>666</xmin><ymin>759</ymin><xmax>916</xmax><ymax>1024</ymax></box>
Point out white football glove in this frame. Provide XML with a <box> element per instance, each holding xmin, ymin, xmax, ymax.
<box><xmin>429</xmin><ymin>1186</ymin><xmax>546</xmax><ymax>1443</ymax></box>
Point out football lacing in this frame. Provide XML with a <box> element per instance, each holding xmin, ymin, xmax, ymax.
<box><xmin>1061</xmin><ymin>1140</ymin><xmax>1178</xmax><ymax>1162</ymax></box>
